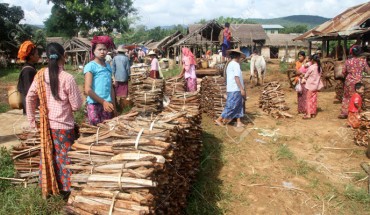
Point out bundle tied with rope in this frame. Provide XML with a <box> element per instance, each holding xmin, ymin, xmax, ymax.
<box><xmin>131</xmin><ymin>77</ymin><xmax>164</xmax><ymax>116</ymax></box>
<box><xmin>65</xmin><ymin>93</ymin><xmax>202</xmax><ymax>214</ymax></box>
<box><xmin>200</xmin><ymin>76</ymin><xmax>227</xmax><ymax>119</ymax></box>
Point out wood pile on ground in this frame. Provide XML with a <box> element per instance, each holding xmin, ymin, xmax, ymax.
<box><xmin>66</xmin><ymin>93</ymin><xmax>202</xmax><ymax>214</ymax></box>
<box><xmin>164</xmin><ymin>77</ymin><xmax>185</xmax><ymax>97</ymax></box>
<box><xmin>362</xmin><ymin>78</ymin><xmax>370</xmax><ymax>110</ymax></box>
<box><xmin>354</xmin><ymin>112</ymin><xmax>370</xmax><ymax>147</ymax></box>
<box><xmin>10</xmin><ymin>131</ymin><xmax>40</xmax><ymax>185</ymax></box>
<box><xmin>259</xmin><ymin>82</ymin><xmax>292</xmax><ymax>119</ymax></box>
<box><xmin>131</xmin><ymin>78</ymin><xmax>165</xmax><ymax>116</ymax></box>
<box><xmin>200</xmin><ymin>76</ymin><xmax>226</xmax><ymax>119</ymax></box>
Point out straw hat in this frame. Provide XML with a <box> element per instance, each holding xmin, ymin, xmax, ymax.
<box><xmin>226</xmin><ymin>48</ymin><xmax>246</xmax><ymax>58</ymax></box>
<box><xmin>117</xmin><ymin>46</ymin><xmax>128</xmax><ymax>53</ymax></box>
<box><xmin>148</xmin><ymin>50</ymin><xmax>157</xmax><ymax>56</ymax></box>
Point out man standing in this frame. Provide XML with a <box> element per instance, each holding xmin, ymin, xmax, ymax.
<box><xmin>112</xmin><ymin>46</ymin><xmax>130</xmax><ymax>103</ymax></box>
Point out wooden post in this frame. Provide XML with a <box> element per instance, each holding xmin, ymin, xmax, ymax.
<box><xmin>308</xmin><ymin>41</ymin><xmax>312</xmax><ymax>56</ymax></box>
<box><xmin>326</xmin><ymin>40</ymin><xmax>330</xmax><ymax>58</ymax></box>
<box><xmin>322</xmin><ymin>39</ymin><xmax>327</xmax><ymax>58</ymax></box>
<box><xmin>343</xmin><ymin>37</ymin><xmax>348</xmax><ymax>59</ymax></box>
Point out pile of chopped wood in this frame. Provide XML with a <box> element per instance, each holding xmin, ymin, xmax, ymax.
<box><xmin>259</xmin><ymin>82</ymin><xmax>292</xmax><ymax>119</ymax></box>
<box><xmin>354</xmin><ymin>112</ymin><xmax>370</xmax><ymax>147</ymax></box>
<box><xmin>66</xmin><ymin>93</ymin><xmax>202</xmax><ymax>214</ymax></box>
<box><xmin>200</xmin><ymin>76</ymin><xmax>226</xmax><ymax>119</ymax></box>
<box><xmin>131</xmin><ymin>78</ymin><xmax>165</xmax><ymax>116</ymax></box>
<box><xmin>362</xmin><ymin>78</ymin><xmax>370</xmax><ymax>110</ymax></box>
<box><xmin>164</xmin><ymin>77</ymin><xmax>186</xmax><ymax>97</ymax></box>
<box><xmin>11</xmin><ymin>131</ymin><xmax>40</xmax><ymax>185</ymax></box>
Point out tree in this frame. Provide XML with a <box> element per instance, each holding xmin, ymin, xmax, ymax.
<box><xmin>280</xmin><ymin>25</ymin><xmax>308</xmax><ymax>34</ymax></box>
<box><xmin>44</xmin><ymin>5</ymin><xmax>78</xmax><ymax>37</ymax></box>
<box><xmin>47</xmin><ymin>0</ymin><xmax>137</xmax><ymax>34</ymax></box>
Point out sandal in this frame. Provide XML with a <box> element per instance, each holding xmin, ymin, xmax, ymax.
<box><xmin>302</xmin><ymin>115</ymin><xmax>311</xmax><ymax>120</ymax></box>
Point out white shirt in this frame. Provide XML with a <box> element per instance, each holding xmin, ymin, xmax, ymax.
<box><xmin>226</xmin><ymin>61</ymin><xmax>244</xmax><ymax>92</ymax></box>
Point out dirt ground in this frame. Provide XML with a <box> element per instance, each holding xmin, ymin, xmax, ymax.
<box><xmin>199</xmin><ymin>59</ymin><xmax>370</xmax><ymax>215</ymax></box>
<box><xmin>0</xmin><ymin>61</ymin><xmax>369</xmax><ymax>214</ymax></box>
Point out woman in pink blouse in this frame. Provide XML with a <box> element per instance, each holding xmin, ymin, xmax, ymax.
<box><xmin>301</xmin><ymin>54</ymin><xmax>324</xmax><ymax>119</ymax></box>
<box><xmin>27</xmin><ymin>43</ymin><xmax>83</xmax><ymax>198</ymax></box>
<box><xmin>178</xmin><ymin>47</ymin><xmax>197</xmax><ymax>92</ymax></box>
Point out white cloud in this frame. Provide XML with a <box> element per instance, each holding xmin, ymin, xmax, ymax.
<box><xmin>0</xmin><ymin>0</ymin><xmax>368</xmax><ymax>27</ymax></box>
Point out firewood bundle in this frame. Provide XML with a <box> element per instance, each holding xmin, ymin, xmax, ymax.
<box><xmin>259</xmin><ymin>82</ymin><xmax>292</xmax><ymax>119</ymax></box>
<box><xmin>164</xmin><ymin>77</ymin><xmax>186</xmax><ymax>97</ymax></box>
<box><xmin>131</xmin><ymin>78</ymin><xmax>165</xmax><ymax>116</ymax></box>
<box><xmin>66</xmin><ymin>106</ymin><xmax>202</xmax><ymax>214</ymax></box>
<box><xmin>11</xmin><ymin>131</ymin><xmax>40</xmax><ymax>185</ymax></box>
<box><xmin>200</xmin><ymin>76</ymin><xmax>226</xmax><ymax>119</ymax></box>
<box><xmin>362</xmin><ymin>79</ymin><xmax>370</xmax><ymax>110</ymax></box>
<box><xmin>354</xmin><ymin>112</ymin><xmax>370</xmax><ymax>147</ymax></box>
<box><xmin>335</xmin><ymin>80</ymin><xmax>344</xmax><ymax>102</ymax></box>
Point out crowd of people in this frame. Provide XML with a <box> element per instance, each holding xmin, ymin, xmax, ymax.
<box><xmin>294</xmin><ymin>45</ymin><xmax>370</xmax><ymax>125</ymax></box>
<box><xmin>15</xmin><ymin>23</ymin><xmax>370</xmax><ymax>199</ymax></box>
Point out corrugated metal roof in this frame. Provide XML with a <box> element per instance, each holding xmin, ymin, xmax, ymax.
<box><xmin>266</xmin><ymin>34</ymin><xmax>309</xmax><ymax>47</ymax></box>
<box><xmin>262</xmin><ymin>25</ymin><xmax>284</xmax><ymax>29</ymax></box>
<box><xmin>295</xmin><ymin>2</ymin><xmax>370</xmax><ymax>41</ymax></box>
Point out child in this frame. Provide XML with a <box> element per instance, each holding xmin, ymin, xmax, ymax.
<box><xmin>348</xmin><ymin>82</ymin><xmax>364</xmax><ymax>128</ymax></box>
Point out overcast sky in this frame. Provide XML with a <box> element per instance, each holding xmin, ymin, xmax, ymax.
<box><xmin>1</xmin><ymin>0</ymin><xmax>368</xmax><ymax>27</ymax></box>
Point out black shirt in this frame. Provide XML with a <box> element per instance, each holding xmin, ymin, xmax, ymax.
<box><xmin>17</xmin><ymin>63</ymin><xmax>37</xmax><ymax>96</ymax></box>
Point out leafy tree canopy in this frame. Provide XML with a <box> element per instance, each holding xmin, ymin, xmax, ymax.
<box><xmin>47</xmin><ymin>0</ymin><xmax>137</xmax><ymax>34</ymax></box>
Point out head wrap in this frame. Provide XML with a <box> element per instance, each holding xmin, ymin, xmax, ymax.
<box><xmin>182</xmin><ymin>47</ymin><xmax>196</xmax><ymax>65</ymax></box>
<box><xmin>17</xmin><ymin>41</ymin><xmax>36</xmax><ymax>61</ymax></box>
<box><xmin>90</xmin><ymin>36</ymin><xmax>116</xmax><ymax>59</ymax></box>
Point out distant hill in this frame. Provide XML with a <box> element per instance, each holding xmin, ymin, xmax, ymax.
<box><xmin>249</xmin><ymin>15</ymin><xmax>330</xmax><ymax>29</ymax></box>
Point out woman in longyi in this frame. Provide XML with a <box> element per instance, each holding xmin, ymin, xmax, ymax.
<box><xmin>26</xmin><ymin>43</ymin><xmax>83</xmax><ymax>198</ymax></box>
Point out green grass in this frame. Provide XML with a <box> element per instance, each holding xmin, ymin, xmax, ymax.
<box><xmin>276</xmin><ymin>144</ymin><xmax>294</xmax><ymax>160</ymax></box>
<box><xmin>0</xmin><ymin>103</ymin><xmax>10</xmax><ymax>113</ymax></box>
<box><xmin>73</xmin><ymin>105</ymin><xmax>86</xmax><ymax>125</ymax></box>
<box><xmin>344</xmin><ymin>184</ymin><xmax>370</xmax><ymax>205</ymax></box>
<box><xmin>186</xmin><ymin>131</ymin><xmax>226</xmax><ymax>215</ymax></box>
<box><xmin>240</xmin><ymin>62</ymin><xmax>250</xmax><ymax>72</ymax></box>
<box><xmin>162</xmin><ymin>65</ymin><xmax>181</xmax><ymax>79</ymax></box>
<box><xmin>0</xmin><ymin>185</ymin><xmax>65</xmax><ymax>215</ymax></box>
<box><xmin>0</xmin><ymin>67</ymin><xmax>20</xmax><ymax>83</ymax></box>
<box><xmin>279</xmin><ymin>61</ymin><xmax>289</xmax><ymax>73</ymax></box>
<box><xmin>0</xmin><ymin>148</ymin><xmax>65</xmax><ymax>214</ymax></box>
<box><xmin>0</xmin><ymin>147</ymin><xmax>15</xmax><ymax>191</ymax></box>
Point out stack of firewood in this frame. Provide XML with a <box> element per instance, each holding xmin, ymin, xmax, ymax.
<box><xmin>354</xmin><ymin>112</ymin><xmax>370</xmax><ymax>147</ymax></box>
<box><xmin>259</xmin><ymin>82</ymin><xmax>292</xmax><ymax>119</ymax></box>
<box><xmin>164</xmin><ymin>77</ymin><xmax>186</xmax><ymax>97</ymax></box>
<box><xmin>200</xmin><ymin>76</ymin><xmax>226</xmax><ymax>118</ymax></box>
<box><xmin>11</xmin><ymin>131</ymin><xmax>40</xmax><ymax>185</ymax></box>
<box><xmin>131</xmin><ymin>78</ymin><xmax>165</xmax><ymax>116</ymax></box>
<box><xmin>66</xmin><ymin>96</ymin><xmax>202</xmax><ymax>215</ymax></box>
<box><xmin>362</xmin><ymin>79</ymin><xmax>370</xmax><ymax>110</ymax></box>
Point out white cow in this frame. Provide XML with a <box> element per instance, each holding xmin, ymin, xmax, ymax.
<box><xmin>250</xmin><ymin>53</ymin><xmax>266</xmax><ymax>86</ymax></box>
